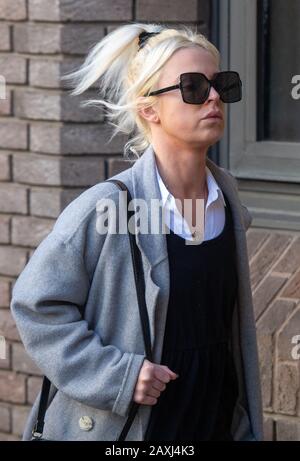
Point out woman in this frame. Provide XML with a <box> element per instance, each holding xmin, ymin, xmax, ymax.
<box><xmin>10</xmin><ymin>23</ymin><xmax>264</xmax><ymax>441</ymax></box>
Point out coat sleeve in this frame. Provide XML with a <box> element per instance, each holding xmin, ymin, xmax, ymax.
<box><xmin>10</xmin><ymin>230</ymin><xmax>145</xmax><ymax>419</ymax></box>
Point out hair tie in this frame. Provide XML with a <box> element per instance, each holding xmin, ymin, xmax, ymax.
<box><xmin>138</xmin><ymin>31</ymin><xmax>160</xmax><ymax>50</ymax></box>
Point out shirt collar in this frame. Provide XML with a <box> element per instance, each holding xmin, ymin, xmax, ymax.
<box><xmin>155</xmin><ymin>160</ymin><xmax>226</xmax><ymax>208</ymax></box>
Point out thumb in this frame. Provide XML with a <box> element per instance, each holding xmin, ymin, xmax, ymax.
<box><xmin>168</xmin><ymin>368</ymin><xmax>179</xmax><ymax>379</ymax></box>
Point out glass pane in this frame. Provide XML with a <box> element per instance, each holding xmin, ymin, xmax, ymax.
<box><xmin>257</xmin><ymin>0</ymin><xmax>300</xmax><ymax>142</ymax></box>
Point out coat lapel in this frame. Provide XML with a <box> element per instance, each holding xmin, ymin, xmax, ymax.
<box><xmin>130</xmin><ymin>145</ymin><xmax>168</xmax><ymax>351</ymax></box>
<box><xmin>131</xmin><ymin>144</ymin><xmax>169</xmax><ymax>268</ymax></box>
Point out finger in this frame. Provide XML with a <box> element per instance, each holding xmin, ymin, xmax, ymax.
<box><xmin>141</xmin><ymin>364</ymin><xmax>155</xmax><ymax>382</ymax></box>
<box><xmin>166</xmin><ymin>367</ymin><xmax>179</xmax><ymax>379</ymax></box>
<box><xmin>154</xmin><ymin>366</ymin><xmax>172</xmax><ymax>383</ymax></box>
<box><xmin>147</xmin><ymin>387</ymin><xmax>161</xmax><ymax>399</ymax></box>
<box><xmin>152</xmin><ymin>379</ymin><xmax>167</xmax><ymax>392</ymax></box>
<box><xmin>143</xmin><ymin>395</ymin><xmax>158</xmax><ymax>406</ymax></box>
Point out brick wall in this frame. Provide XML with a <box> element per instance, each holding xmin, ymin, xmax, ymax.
<box><xmin>249</xmin><ymin>230</ymin><xmax>300</xmax><ymax>441</ymax></box>
<box><xmin>0</xmin><ymin>0</ymin><xmax>209</xmax><ymax>440</ymax></box>
<box><xmin>0</xmin><ymin>0</ymin><xmax>299</xmax><ymax>442</ymax></box>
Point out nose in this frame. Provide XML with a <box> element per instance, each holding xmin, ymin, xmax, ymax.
<box><xmin>207</xmin><ymin>84</ymin><xmax>220</xmax><ymax>102</ymax></box>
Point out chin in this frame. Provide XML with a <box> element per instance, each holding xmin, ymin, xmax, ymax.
<box><xmin>198</xmin><ymin>133</ymin><xmax>223</xmax><ymax>146</ymax></box>
<box><xmin>203</xmin><ymin>127</ymin><xmax>224</xmax><ymax>143</ymax></box>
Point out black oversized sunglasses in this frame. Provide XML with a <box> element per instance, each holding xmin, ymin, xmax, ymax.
<box><xmin>145</xmin><ymin>71</ymin><xmax>242</xmax><ymax>104</ymax></box>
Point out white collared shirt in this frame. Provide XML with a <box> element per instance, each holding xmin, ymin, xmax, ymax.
<box><xmin>155</xmin><ymin>161</ymin><xmax>226</xmax><ymax>242</ymax></box>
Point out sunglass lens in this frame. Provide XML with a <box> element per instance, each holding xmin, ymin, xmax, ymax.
<box><xmin>214</xmin><ymin>72</ymin><xmax>242</xmax><ymax>103</ymax></box>
<box><xmin>180</xmin><ymin>73</ymin><xmax>209</xmax><ymax>104</ymax></box>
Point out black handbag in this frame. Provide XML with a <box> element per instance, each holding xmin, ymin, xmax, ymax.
<box><xmin>31</xmin><ymin>179</ymin><xmax>153</xmax><ymax>441</ymax></box>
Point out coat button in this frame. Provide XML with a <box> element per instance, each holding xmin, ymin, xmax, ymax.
<box><xmin>78</xmin><ymin>416</ymin><xmax>94</xmax><ymax>431</ymax></box>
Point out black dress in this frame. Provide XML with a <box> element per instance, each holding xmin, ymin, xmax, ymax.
<box><xmin>144</xmin><ymin>191</ymin><xmax>239</xmax><ymax>441</ymax></box>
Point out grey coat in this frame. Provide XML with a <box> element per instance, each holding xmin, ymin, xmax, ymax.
<box><xmin>10</xmin><ymin>144</ymin><xmax>264</xmax><ymax>441</ymax></box>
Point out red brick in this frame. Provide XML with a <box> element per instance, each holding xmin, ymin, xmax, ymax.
<box><xmin>0</xmin><ymin>88</ymin><xmax>12</xmax><ymax>116</ymax></box>
<box><xmin>0</xmin><ymin>0</ymin><xmax>27</xmax><ymax>21</ymax></box>
<box><xmin>0</xmin><ymin>246</ymin><xmax>27</xmax><ymax>277</ymax></box>
<box><xmin>29</xmin><ymin>57</ymin><xmax>83</xmax><ymax>89</ymax></box>
<box><xmin>27</xmin><ymin>376</ymin><xmax>42</xmax><ymax>404</ymax></box>
<box><xmin>0</xmin><ymin>120</ymin><xmax>28</xmax><ymax>150</ymax></box>
<box><xmin>12</xmin><ymin>343</ymin><xmax>43</xmax><ymax>376</ymax></box>
<box><xmin>0</xmin><ymin>24</ymin><xmax>11</xmax><ymax>51</ymax></box>
<box><xmin>11</xmin><ymin>216</ymin><xmax>54</xmax><ymax>248</ymax></box>
<box><xmin>0</xmin><ymin>403</ymin><xmax>11</xmax><ymax>432</ymax></box>
<box><xmin>274</xmin><ymin>237</ymin><xmax>300</xmax><ymax>275</ymax></box>
<box><xmin>276</xmin><ymin>418</ymin><xmax>300</xmax><ymax>441</ymax></box>
<box><xmin>15</xmin><ymin>23</ymin><xmax>106</xmax><ymax>56</ymax></box>
<box><xmin>0</xmin><ymin>309</ymin><xmax>20</xmax><ymax>341</ymax></box>
<box><xmin>0</xmin><ymin>370</ymin><xmax>26</xmax><ymax>403</ymax></box>
<box><xmin>14</xmin><ymin>24</ymin><xmax>61</xmax><ymax>54</ymax></box>
<box><xmin>12</xmin><ymin>405</ymin><xmax>30</xmax><ymax>436</ymax></box>
<box><xmin>250</xmin><ymin>234</ymin><xmax>293</xmax><ymax>289</ymax></box>
<box><xmin>0</xmin><ymin>215</ymin><xmax>10</xmax><ymax>244</ymax></box>
<box><xmin>0</xmin><ymin>183</ymin><xmax>28</xmax><ymax>214</ymax></box>
<box><xmin>257</xmin><ymin>298</ymin><xmax>297</xmax><ymax>335</ymax></box>
<box><xmin>253</xmin><ymin>275</ymin><xmax>287</xmax><ymax>320</ymax></box>
<box><xmin>280</xmin><ymin>268</ymin><xmax>300</xmax><ymax>299</ymax></box>
<box><xmin>277</xmin><ymin>306</ymin><xmax>300</xmax><ymax>362</ymax></box>
<box><xmin>246</xmin><ymin>230</ymin><xmax>268</xmax><ymax>262</ymax></box>
<box><xmin>30</xmin><ymin>187</ymin><xmax>86</xmax><ymax>218</ymax></box>
<box><xmin>29</xmin><ymin>0</ymin><xmax>60</xmax><ymax>21</ymax></box>
<box><xmin>13</xmin><ymin>152</ymin><xmax>105</xmax><ymax>187</ymax></box>
<box><xmin>61</xmin><ymin>0</ymin><xmax>133</xmax><ymax>21</ymax></box>
<box><xmin>263</xmin><ymin>416</ymin><xmax>274</xmax><ymax>441</ymax></box>
<box><xmin>0</xmin><ymin>55</ymin><xmax>27</xmax><ymax>85</ymax></box>
<box><xmin>107</xmin><ymin>158</ymin><xmax>134</xmax><ymax>177</ymax></box>
<box><xmin>29</xmin><ymin>0</ymin><xmax>133</xmax><ymax>21</ymax></box>
<box><xmin>257</xmin><ymin>333</ymin><xmax>273</xmax><ymax>409</ymax></box>
<box><xmin>30</xmin><ymin>122</ymin><xmax>126</xmax><ymax>155</ymax></box>
<box><xmin>274</xmin><ymin>362</ymin><xmax>299</xmax><ymax>415</ymax></box>
<box><xmin>0</xmin><ymin>431</ymin><xmax>19</xmax><ymax>440</ymax></box>
<box><xmin>15</xmin><ymin>88</ymin><xmax>103</xmax><ymax>122</ymax></box>
<box><xmin>0</xmin><ymin>341</ymin><xmax>11</xmax><ymax>370</ymax></box>
<box><xmin>0</xmin><ymin>278</ymin><xmax>11</xmax><ymax>307</ymax></box>
<box><xmin>0</xmin><ymin>152</ymin><xmax>11</xmax><ymax>181</ymax></box>
<box><xmin>136</xmin><ymin>0</ymin><xmax>200</xmax><ymax>22</ymax></box>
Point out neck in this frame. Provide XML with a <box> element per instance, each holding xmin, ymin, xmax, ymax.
<box><xmin>152</xmin><ymin>142</ymin><xmax>208</xmax><ymax>200</ymax></box>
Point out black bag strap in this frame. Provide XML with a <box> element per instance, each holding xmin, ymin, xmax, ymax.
<box><xmin>107</xmin><ymin>179</ymin><xmax>153</xmax><ymax>441</ymax></box>
<box><xmin>32</xmin><ymin>179</ymin><xmax>152</xmax><ymax>441</ymax></box>
<box><xmin>107</xmin><ymin>180</ymin><xmax>153</xmax><ymax>362</ymax></box>
<box><xmin>32</xmin><ymin>375</ymin><xmax>51</xmax><ymax>438</ymax></box>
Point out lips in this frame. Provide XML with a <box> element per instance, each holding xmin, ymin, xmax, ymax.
<box><xmin>202</xmin><ymin>111</ymin><xmax>223</xmax><ymax>120</ymax></box>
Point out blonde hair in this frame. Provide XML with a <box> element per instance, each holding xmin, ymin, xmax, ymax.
<box><xmin>61</xmin><ymin>22</ymin><xmax>220</xmax><ymax>160</ymax></box>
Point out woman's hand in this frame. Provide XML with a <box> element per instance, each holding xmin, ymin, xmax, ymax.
<box><xmin>133</xmin><ymin>358</ymin><xmax>179</xmax><ymax>406</ymax></box>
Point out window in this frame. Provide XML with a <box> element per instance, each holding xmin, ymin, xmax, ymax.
<box><xmin>217</xmin><ymin>0</ymin><xmax>300</xmax><ymax>230</ymax></box>
<box><xmin>257</xmin><ymin>0</ymin><xmax>300</xmax><ymax>142</ymax></box>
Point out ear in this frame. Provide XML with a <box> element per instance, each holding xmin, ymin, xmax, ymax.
<box><xmin>137</xmin><ymin>97</ymin><xmax>160</xmax><ymax>124</ymax></box>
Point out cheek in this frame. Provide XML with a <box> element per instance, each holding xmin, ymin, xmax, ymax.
<box><xmin>174</xmin><ymin>101</ymin><xmax>198</xmax><ymax>125</ymax></box>
<box><xmin>159</xmin><ymin>99</ymin><xmax>225</xmax><ymax>133</ymax></box>
<box><xmin>160</xmin><ymin>100</ymin><xmax>191</xmax><ymax>129</ymax></box>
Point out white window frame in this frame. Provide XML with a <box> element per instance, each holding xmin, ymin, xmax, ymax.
<box><xmin>217</xmin><ymin>0</ymin><xmax>300</xmax><ymax>231</ymax></box>
<box><xmin>219</xmin><ymin>0</ymin><xmax>300</xmax><ymax>181</ymax></box>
